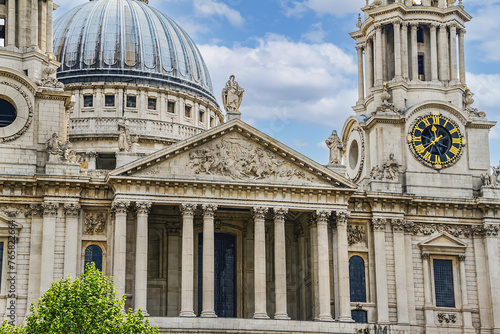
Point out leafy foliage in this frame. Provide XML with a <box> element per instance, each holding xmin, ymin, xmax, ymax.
<box><xmin>10</xmin><ymin>263</ymin><xmax>159</xmax><ymax>334</ymax></box>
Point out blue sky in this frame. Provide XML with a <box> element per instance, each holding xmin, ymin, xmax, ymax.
<box><xmin>56</xmin><ymin>0</ymin><xmax>500</xmax><ymax>168</ymax></box>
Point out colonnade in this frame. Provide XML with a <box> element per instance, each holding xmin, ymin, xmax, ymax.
<box><xmin>356</xmin><ymin>20</ymin><xmax>467</xmax><ymax>102</ymax></box>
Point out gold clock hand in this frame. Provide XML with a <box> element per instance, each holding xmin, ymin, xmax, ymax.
<box><xmin>431</xmin><ymin>125</ymin><xmax>438</xmax><ymax>140</ymax></box>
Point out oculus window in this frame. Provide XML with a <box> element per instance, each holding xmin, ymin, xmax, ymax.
<box><xmin>0</xmin><ymin>99</ymin><xmax>16</xmax><ymax>127</ymax></box>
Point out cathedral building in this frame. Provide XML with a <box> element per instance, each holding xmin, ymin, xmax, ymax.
<box><xmin>0</xmin><ymin>0</ymin><xmax>498</xmax><ymax>333</ymax></box>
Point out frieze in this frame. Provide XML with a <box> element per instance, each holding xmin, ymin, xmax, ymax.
<box><xmin>409</xmin><ymin>223</ymin><xmax>473</xmax><ymax>238</ymax></box>
<box><xmin>437</xmin><ymin>313</ymin><xmax>457</xmax><ymax>324</ymax></box>
<box><xmin>84</xmin><ymin>212</ymin><xmax>107</xmax><ymax>235</ymax></box>
<box><xmin>347</xmin><ymin>225</ymin><xmax>365</xmax><ymax>246</ymax></box>
<box><xmin>187</xmin><ymin>135</ymin><xmax>314</xmax><ymax>182</ymax></box>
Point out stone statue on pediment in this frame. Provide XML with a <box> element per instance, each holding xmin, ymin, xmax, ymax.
<box><xmin>46</xmin><ymin>133</ymin><xmax>64</xmax><ymax>156</ymax></box>
<box><xmin>325</xmin><ymin>130</ymin><xmax>343</xmax><ymax>165</ymax></box>
<box><xmin>222</xmin><ymin>75</ymin><xmax>245</xmax><ymax>113</ymax></box>
<box><xmin>118</xmin><ymin>119</ymin><xmax>131</xmax><ymax>152</ymax></box>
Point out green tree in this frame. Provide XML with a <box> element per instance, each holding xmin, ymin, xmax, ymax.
<box><xmin>23</xmin><ymin>263</ymin><xmax>159</xmax><ymax>334</ymax></box>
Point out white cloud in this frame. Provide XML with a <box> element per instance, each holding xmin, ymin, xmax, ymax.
<box><xmin>199</xmin><ymin>34</ymin><xmax>357</xmax><ymax>129</ymax></box>
<box><xmin>193</xmin><ymin>0</ymin><xmax>244</xmax><ymax>27</ymax></box>
<box><xmin>282</xmin><ymin>0</ymin><xmax>366</xmax><ymax>18</ymax></box>
<box><xmin>302</xmin><ymin>22</ymin><xmax>326</xmax><ymax>43</ymax></box>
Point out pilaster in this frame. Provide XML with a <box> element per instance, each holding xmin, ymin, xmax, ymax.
<box><xmin>111</xmin><ymin>200</ymin><xmax>129</xmax><ymax>299</ymax></box>
<box><xmin>40</xmin><ymin>202</ymin><xmax>59</xmax><ymax>293</ymax></box>
<box><xmin>371</xmin><ymin>217</ymin><xmax>389</xmax><ymax>323</ymax></box>
<box><xmin>391</xmin><ymin>219</ymin><xmax>409</xmax><ymax>324</ymax></box>
<box><xmin>63</xmin><ymin>203</ymin><xmax>81</xmax><ymax>279</ymax></box>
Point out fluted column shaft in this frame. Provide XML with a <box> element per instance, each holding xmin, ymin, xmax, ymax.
<box><xmin>180</xmin><ymin>204</ymin><xmax>196</xmax><ymax>317</ymax></box>
<box><xmin>375</xmin><ymin>25</ymin><xmax>383</xmax><ymax>86</ymax></box>
<box><xmin>449</xmin><ymin>24</ymin><xmax>459</xmax><ymax>83</ymax></box>
<box><xmin>337</xmin><ymin>212</ymin><xmax>353</xmax><ymax>322</ymax></box>
<box><xmin>274</xmin><ymin>208</ymin><xmax>290</xmax><ymax>320</ymax></box>
<box><xmin>430</xmin><ymin>24</ymin><xmax>439</xmax><ymax>81</ymax></box>
<box><xmin>459</xmin><ymin>29</ymin><xmax>466</xmax><ymax>85</ymax></box>
<box><xmin>253</xmin><ymin>207</ymin><xmax>269</xmax><ymax>319</ymax></box>
<box><xmin>356</xmin><ymin>45</ymin><xmax>365</xmax><ymax>103</ymax></box>
<box><xmin>410</xmin><ymin>23</ymin><xmax>419</xmax><ymax>81</ymax></box>
<box><xmin>63</xmin><ymin>204</ymin><xmax>81</xmax><ymax>279</ymax></box>
<box><xmin>112</xmin><ymin>201</ymin><xmax>129</xmax><ymax>299</ymax></box>
<box><xmin>393</xmin><ymin>20</ymin><xmax>402</xmax><ymax>80</ymax></box>
<box><xmin>401</xmin><ymin>23</ymin><xmax>409</xmax><ymax>80</ymax></box>
<box><xmin>40</xmin><ymin>203</ymin><xmax>59</xmax><ymax>293</ymax></box>
<box><xmin>366</xmin><ymin>38</ymin><xmax>374</xmax><ymax>90</ymax></box>
<box><xmin>372</xmin><ymin>218</ymin><xmax>389</xmax><ymax>323</ymax></box>
<box><xmin>201</xmin><ymin>204</ymin><xmax>217</xmax><ymax>317</ymax></box>
<box><xmin>438</xmin><ymin>24</ymin><xmax>449</xmax><ymax>81</ymax></box>
<box><xmin>135</xmin><ymin>202</ymin><xmax>152</xmax><ymax>315</ymax></box>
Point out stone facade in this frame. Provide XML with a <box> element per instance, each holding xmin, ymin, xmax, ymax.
<box><xmin>0</xmin><ymin>1</ymin><xmax>498</xmax><ymax>334</ymax></box>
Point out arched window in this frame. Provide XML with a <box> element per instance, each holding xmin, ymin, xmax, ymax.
<box><xmin>84</xmin><ymin>245</ymin><xmax>103</xmax><ymax>271</ymax></box>
<box><xmin>349</xmin><ymin>255</ymin><xmax>366</xmax><ymax>302</ymax></box>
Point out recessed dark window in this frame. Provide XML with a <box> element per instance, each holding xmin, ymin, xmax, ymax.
<box><xmin>210</xmin><ymin>117</ymin><xmax>215</xmax><ymax>127</ymax></box>
<box><xmin>417</xmin><ymin>26</ymin><xmax>424</xmax><ymax>43</ymax></box>
<box><xmin>96</xmin><ymin>153</ymin><xmax>116</xmax><ymax>170</ymax></box>
<box><xmin>434</xmin><ymin>259</ymin><xmax>455</xmax><ymax>308</ymax></box>
<box><xmin>105</xmin><ymin>94</ymin><xmax>115</xmax><ymax>107</ymax></box>
<box><xmin>83</xmin><ymin>95</ymin><xmax>93</xmax><ymax>108</ymax></box>
<box><xmin>167</xmin><ymin>101</ymin><xmax>175</xmax><ymax>114</ymax></box>
<box><xmin>0</xmin><ymin>18</ymin><xmax>5</xmax><ymax>47</ymax></box>
<box><xmin>84</xmin><ymin>245</ymin><xmax>103</xmax><ymax>271</ymax></box>
<box><xmin>126</xmin><ymin>96</ymin><xmax>136</xmax><ymax>108</ymax></box>
<box><xmin>351</xmin><ymin>310</ymin><xmax>368</xmax><ymax>323</ymax></box>
<box><xmin>418</xmin><ymin>54</ymin><xmax>425</xmax><ymax>80</ymax></box>
<box><xmin>199</xmin><ymin>110</ymin><xmax>205</xmax><ymax>122</ymax></box>
<box><xmin>0</xmin><ymin>99</ymin><xmax>16</xmax><ymax>127</ymax></box>
<box><xmin>349</xmin><ymin>255</ymin><xmax>367</xmax><ymax>303</ymax></box>
<box><xmin>148</xmin><ymin>97</ymin><xmax>157</xmax><ymax>110</ymax></box>
<box><xmin>0</xmin><ymin>1</ymin><xmax>5</xmax><ymax>5</ymax></box>
<box><xmin>185</xmin><ymin>105</ymin><xmax>191</xmax><ymax>118</ymax></box>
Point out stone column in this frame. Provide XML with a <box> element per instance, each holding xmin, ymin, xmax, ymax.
<box><xmin>410</xmin><ymin>23</ymin><xmax>419</xmax><ymax>81</ymax></box>
<box><xmin>337</xmin><ymin>212</ymin><xmax>353</xmax><ymax>322</ymax></box>
<box><xmin>401</xmin><ymin>23</ymin><xmax>409</xmax><ymax>80</ymax></box>
<box><xmin>201</xmin><ymin>204</ymin><xmax>217</xmax><ymax>318</ymax></box>
<box><xmin>484</xmin><ymin>224</ymin><xmax>500</xmax><ymax>332</ymax></box>
<box><xmin>274</xmin><ymin>208</ymin><xmax>290</xmax><ymax>320</ymax></box>
<box><xmin>315</xmin><ymin>211</ymin><xmax>333</xmax><ymax>321</ymax></box>
<box><xmin>375</xmin><ymin>25</ymin><xmax>383</xmax><ymax>86</ymax></box>
<box><xmin>6</xmin><ymin>0</ymin><xmax>15</xmax><ymax>47</ymax></box>
<box><xmin>40</xmin><ymin>202</ymin><xmax>59</xmax><ymax>293</ymax></box>
<box><xmin>47</xmin><ymin>0</ymin><xmax>54</xmax><ymax>56</ymax></box>
<box><xmin>87</xmin><ymin>152</ymin><xmax>97</xmax><ymax>170</ymax></box>
<box><xmin>63</xmin><ymin>203</ymin><xmax>81</xmax><ymax>279</ymax></box>
<box><xmin>179</xmin><ymin>204</ymin><xmax>197</xmax><ymax>317</ymax></box>
<box><xmin>366</xmin><ymin>38</ymin><xmax>374</xmax><ymax>91</ymax></box>
<box><xmin>458</xmin><ymin>255</ymin><xmax>474</xmax><ymax>330</ymax></box>
<box><xmin>404</xmin><ymin>224</ymin><xmax>417</xmax><ymax>324</ymax></box>
<box><xmin>372</xmin><ymin>218</ymin><xmax>389</xmax><ymax>323</ymax></box>
<box><xmin>30</xmin><ymin>0</ymin><xmax>38</xmax><ymax>48</ymax></box>
<box><xmin>26</xmin><ymin>205</ymin><xmax>43</xmax><ymax>313</ymax></box>
<box><xmin>356</xmin><ymin>45</ymin><xmax>365</xmax><ymax>104</ymax></box>
<box><xmin>112</xmin><ymin>201</ymin><xmax>129</xmax><ymax>299</ymax></box>
<box><xmin>421</xmin><ymin>253</ymin><xmax>434</xmax><ymax>326</ymax></box>
<box><xmin>135</xmin><ymin>201</ymin><xmax>152</xmax><ymax>315</ymax></box>
<box><xmin>253</xmin><ymin>207</ymin><xmax>269</xmax><ymax>319</ymax></box>
<box><xmin>438</xmin><ymin>24</ymin><xmax>449</xmax><ymax>81</ymax></box>
<box><xmin>391</xmin><ymin>219</ymin><xmax>409</xmax><ymax>324</ymax></box>
<box><xmin>393</xmin><ymin>19</ymin><xmax>402</xmax><ymax>81</ymax></box>
<box><xmin>296</xmin><ymin>223</ymin><xmax>307</xmax><ymax>320</ymax></box>
<box><xmin>458</xmin><ymin>29</ymin><xmax>466</xmax><ymax>85</ymax></box>
<box><xmin>430</xmin><ymin>24</ymin><xmax>439</xmax><ymax>82</ymax></box>
<box><xmin>449</xmin><ymin>23</ymin><xmax>459</xmax><ymax>84</ymax></box>
<box><xmin>310</xmin><ymin>218</ymin><xmax>320</xmax><ymax>319</ymax></box>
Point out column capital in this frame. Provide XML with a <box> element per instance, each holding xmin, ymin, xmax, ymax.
<box><xmin>136</xmin><ymin>201</ymin><xmax>152</xmax><ymax>215</ymax></box>
<box><xmin>421</xmin><ymin>253</ymin><xmax>430</xmax><ymax>260</ymax></box>
<box><xmin>316</xmin><ymin>210</ymin><xmax>331</xmax><ymax>225</ymax></box>
<box><xmin>42</xmin><ymin>202</ymin><xmax>59</xmax><ymax>217</ymax></box>
<box><xmin>485</xmin><ymin>224</ymin><xmax>499</xmax><ymax>237</ymax></box>
<box><xmin>64</xmin><ymin>203</ymin><xmax>81</xmax><ymax>217</ymax></box>
<box><xmin>458</xmin><ymin>255</ymin><xmax>466</xmax><ymax>262</ymax></box>
<box><xmin>112</xmin><ymin>201</ymin><xmax>130</xmax><ymax>214</ymax></box>
<box><xmin>252</xmin><ymin>207</ymin><xmax>268</xmax><ymax>220</ymax></box>
<box><xmin>401</xmin><ymin>21</ymin><xmax>409</xmax><ymax>29</ymax></box>
<box><xmin>336</xmin><ymin>211</ymin><xmax>350</xmax><ymax>226</ymax></box>
<box><xmin>355</xmin><ymin>44</ymin><xmax>364</xmax><ymax>52</ymax></box>
<box><xmin>392</xmin><ymin>18</ymin><xmax>402</xmax><ymax>26</ymax></box>
<box><xmin>202</xmin><ymin>204</ymin><xmax>218</xmax><ymax>217</ymax></box>
<box><xmin>371</xmin><ymin>217</ymin><xmax>387</xmax><ymax>230</ymax></box>
<box><xmin>180</xmin><ymin>203</ymin><xmax>197</xmax><ymax>217</ymax></box>
<box><xmin>447</xmin><ymin>22</ymin><xmax>458</xmax><ymax>30</ymax></box>
<box><xmin>87</xmin><ymin>151</ymin><xmax>98</xmax><ymax>158</ymax></box>
<box><xmin>439</xmin><ymin>23</ymin><xmax>447</xmax><ymax>30</ymax></box>
<box><xmin>410</xmin><ymin>22</ymin><xmax>419</xmax><ymax>29</ymax></box>
<box><xmin>390</xmin><ymin>218</ymin><xmax>406</xmax><ymax>232</ymax></box>
<box><xmin>459</xmin><ymin>28</ymin><xmax>466</xmax><ymax>36</ymax></box>
<box><xmin>28</xmin><ymin>204</ymin><xmax>44</xmax><ymax>217</ymax></box>
<box><xmin>273</xmin><ymin>208</ymin><xmax>288</xmax><ymax>221</ymax></box>
<box><xmin>430</xmin><ymin>23</ymin><xmax>438</xmax><ymax>30</ymax></box>
<box><xmin>374</xmin><ymin>23</ymin><xmax>382</xmax><ymax>31</ymax></box>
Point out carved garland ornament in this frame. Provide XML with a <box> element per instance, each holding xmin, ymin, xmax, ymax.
<box><xmin>0</xmin><ymin>81</ymin><xmax>34</xmax><ymax>144</ymax></box>
<box><xmin>187</xmin><ymin>137</ymin><xmax>314</xmax><ymax>182</ymax></box>
<box><xmin>437</xmin><ymin>313</ymin><xmax>457</xmax><ymax>324</ymax></box>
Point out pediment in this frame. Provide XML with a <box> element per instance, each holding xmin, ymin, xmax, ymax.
<box><xmin>419</xmin><ymin>232</ymin><xmax>467</xmax><ymax>254</ymax></box>
<box><xmin>0</xmin><ymin>212</ymin><xmax>23</xmax><ymax>230</ymax></box>
<box><xmin>110</xmin><ymin>119</ymin><xmax>357</xmax><ymax>189</ymax></box>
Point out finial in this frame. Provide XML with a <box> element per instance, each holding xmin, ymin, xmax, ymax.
<box><xmin>357</xmin><ymin>14</ymin><xmax>362</xmax><ymax>28</ymax></box>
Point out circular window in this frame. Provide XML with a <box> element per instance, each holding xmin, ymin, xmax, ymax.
<box><xmin>349</xmin><ymin>140</ymin><xmax>359</xmax><ymax>170</ymax></box>
<box><xmin>0</xmin><ymin>99</ymin><xmax>16</xmax><ymax>127</ymax></box>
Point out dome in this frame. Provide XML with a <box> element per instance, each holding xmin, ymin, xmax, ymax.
<box><xmin>53</xmin><ymin>0</ymin><xmax>215</xmax><ymax>102</ymax></box>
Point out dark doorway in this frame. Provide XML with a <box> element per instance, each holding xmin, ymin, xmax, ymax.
<box><xmin>198</xmin><ymin>233</ymin><xmax>236</xmax><ymax>317</ymax></box>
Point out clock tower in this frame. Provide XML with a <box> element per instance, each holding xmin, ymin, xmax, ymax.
<box><xmin>0</xmin><ymin>0</ymin><xmax>72</xmax><ymax>175</ymax></box>
<box><xmin>341</xmin><ymin>0</ymin><xmax>496</xmax><ymax>198</ymax></box>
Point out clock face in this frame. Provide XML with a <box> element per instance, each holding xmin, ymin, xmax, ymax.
<box><xmin>409</xmin><ymin>113</ymin><xmax>464</xmax><ymax>169</ymax></box>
